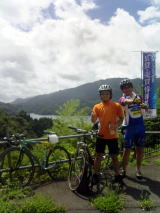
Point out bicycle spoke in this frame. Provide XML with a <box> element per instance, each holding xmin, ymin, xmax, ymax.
<box><xmin>7</xmin><ymin>150</ymin><xmax>13</xmax><ymax>181</ymax></box>
<box><xmin>101</xmin><ymin>155</ymin><xmax>113</xmax><ymax>188</ymax></box>
<box><xmin>68</xmin><ymin>146</ymin><xmax>86</xmax><ymax>191</ymax></box>
<box><xmin>47</xmin><ymin>146</ymin><xmax>71</xmax><ymax>181</ymax></box>
<box><xmin>69</xmin><ymin>158</ymin><xmax>84</xmax><ymax>189</ymax></box>
<box><xmin>0</xmin><ymin>147</ymin><xmax>34</xmax><ymax>186</ymax></box>
<box><xmin>88</xmin><ymin>154</ymin><xmax>113</xmax><ymax>194</ymax></box>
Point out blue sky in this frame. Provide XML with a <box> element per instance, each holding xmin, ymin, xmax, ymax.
<box><xmin>0</xmin><ymin>0</ymin><xmax>160</xmax><ymax>102</ymax></box>
<box><xmin>42</xmin><ymin>0</ymin><xmax>151</xmax><ymax>24</ymax></box>
<box><xmin>87</xmin><ymin>0</ymin><xmax>150</xmax><ymax>23</ymax></box>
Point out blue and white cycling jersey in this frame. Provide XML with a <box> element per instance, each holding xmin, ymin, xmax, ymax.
<box><xmin>119</xmin><ymin>92</ymin><xmax>144</xmax><ymax>127</ymax></box>
<box><xmin>119</xmin><ymin>92</ymin><xmax>145</xmax><ymax>148</ymax></box>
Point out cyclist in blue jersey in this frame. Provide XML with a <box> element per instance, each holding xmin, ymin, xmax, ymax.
<box><xmin>119</xmin><ymin>79</ymin><xmax>147</xmax><ymax>180</ymax></box>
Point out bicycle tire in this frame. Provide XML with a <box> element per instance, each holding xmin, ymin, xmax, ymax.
<box><xmin>68</xmin><ymin>144</ymin><xmax>87</xmax><ymax>191</ymax></box>
<box><xmin>101</xmin><ymin>154</ymin><xmax>113</xmax><ymax>187</ymax></box>
<box><xmin>101</xmin><ymin>153</ymin><xmax>111</xmax><ymax>171</ymax></box>
<box><xmin>0</xmin><ymin>147</ymin><xmax>35</xmax><ymax>187</ymax></box>
<box><xmin>88</xmin><ymin>153</ymin><xmax>113</xmax><ymax>194</ymax></box>
<box><xmin>46</xmin><ymin>146</ymin><xmax>71</xmax><ymax>181</ymax></box>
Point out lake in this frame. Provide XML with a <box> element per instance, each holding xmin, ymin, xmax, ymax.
<box><xmin>30</xmin><ymin>113</ymin><xmax>58</xmax><ymax>120</ymax></box>
<box><xmin>29</xmin><ymin>113</ymin><xmax>91</xmax><ymax>123</ymax></box>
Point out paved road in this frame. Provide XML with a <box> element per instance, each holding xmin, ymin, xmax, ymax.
<box><xmin>35</xmin><ymin>181</ymin><xmax>100</xmax><ymax>213</ymax></box>
<box><xmin>35</xmin><ymin>164</ymin><xmax>160</xmax><ymax>213</ymax></box>
<box><xmin>122</xmin><ymin>164</ymin><xmax>160</xmax><ymax>213</ymax></box>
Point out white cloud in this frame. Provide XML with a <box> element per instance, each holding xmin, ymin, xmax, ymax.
<box><xmin>151</xmin><ymin>0</ymin><xmax>160</xmax><ymax>5</ymax></box>
<box><xmin>138</xmin><ymin>6</ymin><xmax>160</xmax><ymax>24</ymax></box>
<box><xmin>54</xmin><ymin>0</ymin><xmax>96</xmax><ymax>20</ymax></box>
<box><xmin>0</xmin><ymin>0</ymin><xmax>52</xmax><ymax>30</ymax></box>
<box><xmin>0</xmin><ymin>0</ymin><xmax>160</xmax><ymax>102</ymax></box>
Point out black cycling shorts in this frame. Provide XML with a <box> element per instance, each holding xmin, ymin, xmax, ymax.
<box><xmin>96</xmin><ymin>138</ymin><xmax>119</xmax><ymax>155</ymax></box>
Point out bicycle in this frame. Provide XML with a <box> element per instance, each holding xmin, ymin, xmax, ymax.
<box><xmin>0</xmin><ymin>132</ymin><xmax>71</xmax><ymax>187</ymax></box>
<box><xmin>0</xmin><ymin>134</ymin><xmax>20</xmax><ymax>151</ymax></box>
<box><xmin>68</xmin><ymin>127</ymin><xmax>113</xmax><ymax>195</ymax></box>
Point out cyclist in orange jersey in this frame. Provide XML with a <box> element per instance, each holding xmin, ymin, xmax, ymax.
<box><xmin>91</xmin><ymin>84</ymin><xmax>124</xmax><ymax>184</ymax></box>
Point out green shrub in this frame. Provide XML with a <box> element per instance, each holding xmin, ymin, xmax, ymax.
<box><xmin>92</xmin><ymin>190</ymin><xmax>124</xmax><ymax>213</ymax></box>
<box><xmin>139</xmin><ymin>198</ymin><xmax>155</xmax><ymax>211</ymax></box>
<box><xmin>153</xmin><ymin>158</ymin><xmax>160</xmax><ymax>165</ymax></box>
<box><xmin>0</xmin><ymin>186</ymin><xmax>65</xmax><ymax>213</ymax></box>
<box><xmin>138</xmin><ymin>191</ymin><xmax>156</xmax><ymax>211</ymax></box>
<box><xmin>21</xmin><ymin>194</ymin><xmax>65</xmax><ymax>213</ymax></box>
<box><xmin>0</xmin><ymin>200</ymin><xmax>20</xmax><ymax>213</ymax></box>
<box><xmin>0</xmin><ymin>185</ymin><xmax>34</xmax><ymax>201</ymax></box>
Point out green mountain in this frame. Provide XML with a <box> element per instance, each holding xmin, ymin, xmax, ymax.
<box><xmin>1</xmin><ymin>78</ymin><xmax>159</xmax><ymax>115</ymax></box>
<box><xmin>10</xmin><ymin>78</ymin><xmax>156</xmax><ymax>114</ymax></box>
<box><xmin>0</xmin><ymin>102</ymin><xmax>19</xmax><ymax>115</ymax></box>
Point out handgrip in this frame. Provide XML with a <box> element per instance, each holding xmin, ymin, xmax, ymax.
<box><xmin>68</xmin><ymin>126</ymin><xmax>87</xmax><ymax>133</ymax></box>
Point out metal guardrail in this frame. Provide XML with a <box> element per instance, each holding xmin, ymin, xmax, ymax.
<box><xmin>0</xmin><ymin>132</ymin><xmax>96</xmax><ymax>145</ymax></box>
<box><xmin>0</xmin><ymin>131</ymin><xmax>160</xmax><ymax>157</ymax></box>
<box><xmin>144</xmin><ymin>131</ymin><xmax>160</xmax><ymax>157</ymax></box>
<box><xmin>0</xmin><ymin>133</ymin><xmax>95</xmax><ymax>172</ymax></box>
<box><xmin>118</xmin><ymin>131</ymin><xmax>160</xmax><ymax>158</ymax></box>
<box><xmin>29</xmin><ymin>132</ymin><xmax>95</xmax><ymax>142</ymax></box>
<box><xmin>145</xmin><ymin>131</ymin><xmax>160</xmax><ymax>134</ymax></box>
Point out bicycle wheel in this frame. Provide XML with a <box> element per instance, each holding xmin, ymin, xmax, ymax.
<box><xmin>0</xmin><ymin>147</ymin><xmax>35</xmax><ymax>186</ymax></box>
<box><xmin>46</xmin><ymin>146</ymin><xmax>71</xmax><ymax>181</ymax></box>
<box><xmin>68</xmin><ymin>144</ymin><xmax>86</xmax><ymax>191</ymax></box>
<box><xmin>88</xmin><ymin>154</ymin><xmax>112</xmax><ymax>194</ymax></box>
<box><xmin>101</xmin><ymin>154</ymin><xmax>113</xmax><ymax>187</ymax></box>
<box><xmin>101</xmin><ymin>153</ymin><xmax>111</xmax><ymax>171</ymax></box>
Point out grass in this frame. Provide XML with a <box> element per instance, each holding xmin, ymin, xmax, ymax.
<box><xmin>138</xmin><ymin>191</ymin><xmax>156</xmax><ymax>211</ymax></box>
<box><xmin>0</xmin><ymin>185</ymin><xmax>66</xmax><ymax>213</ymax></box>
<box><xmin>0</xmin><ymin>184</ymin><xmax>34</xmax><ymax>201</ymax></box>
<box><xmin>20</xmin><ymin>194</ymin><xmax>65</xmax><ymax>213</ymax></box>
<box><xmin>91</xmin><ymin>188</ymin><xmax>124</xmax><ymax>213</ymax></box>
<box><xmin>128</xmin><ymin>151</ymin><xmax>160</xmax><ymax>166</ymax></box>
<box><xmin>141</xmin><ymin>159</ymin><xmax>152</xmax><ymax>166</ymax></box>
<box><xmin>139</xmin><ymin>198</ymin><xmax>156</xmax><ymax>211</ymax></box>
<box><xmin>153</xmin><ymin>158</ymin><xmax>160</xmax><ymax>165</ymax></box>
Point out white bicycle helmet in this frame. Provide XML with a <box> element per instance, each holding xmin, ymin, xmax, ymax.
<box><xmin>98</xmin><ymin>84</ymin><xmax>112</xmax><ymax>98</ymax></box>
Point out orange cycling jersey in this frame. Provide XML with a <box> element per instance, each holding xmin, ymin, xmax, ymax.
<box><xmin>92</xmin><ymin>100</ymin><xmax>124</xmax><ymax>139</ymax></box>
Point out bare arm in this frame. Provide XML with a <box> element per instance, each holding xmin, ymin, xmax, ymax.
<box><xmin>91</xmin><ymin>111</ymin><xmax>97</xmax><ymax>123</ymax></box>
<box><xmin>123</xmin><ymin>99</ymin><xmax>133</xmax><ymax>105</ymax></box>
<box><xmin>117</xmin><ymin>117</ymin><xmax>123</xmax><ymax>128</ymax></box>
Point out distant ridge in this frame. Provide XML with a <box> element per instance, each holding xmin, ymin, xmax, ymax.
<box><xmin>1</xmin><ymin>77</ymin><xmax>160</xmax><ymax>115</ymax></box>
<box><xmin>0</xmin><ymin>102</ymin><xmax>19</xmax><ymax>115</ymax></box>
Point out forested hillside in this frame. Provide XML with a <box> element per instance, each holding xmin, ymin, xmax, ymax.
<box><xmin>0</xmin><ymin>110</ymin><xmax>52</xmax><ymax>138</ymax></box>
<box><xmin>0</xmin><ymin>102</ymin><xmax>19</xmax><ymax>115</ymax></box>
<box><xmin>1</xmin><ymin>77</ymin><xmax>160</xmax><ymax>115</ymax></box>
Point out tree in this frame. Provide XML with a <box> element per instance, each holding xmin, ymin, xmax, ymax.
<box><xmin>0</xmin><ymin>109</ymin><xmax>52</xmax><ymax>138</ymax></box>
<box><xmin>51</xmin><ymin>99</ymin><xmax>91</xmax><ymax>136</ymax></box>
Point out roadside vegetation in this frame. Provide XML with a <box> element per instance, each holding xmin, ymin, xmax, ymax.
<box><xmin>91</xmin><ymin>187</ymin><xmax>124</xmax><ymax>213</ymax></box>
<box><xmin>0</xmin><ymin>185</ymin><xmax>65</xmax><ymax>213</ymax></box>
<box><xmin>0</xmin><ymin>99</ymin><xmax>160</xmax><ymax>212</ymax></box>
<box><xmin>138</xmin><ymin>191</ymin><xmax>156</xmax><ymax>211</ymax></box>
<box><xmin>139</xmin><ymin>198</ymin><xmax>156</xmax><ymax>211</ymax></box>
<box><xmin>0</xmin><ymin>99</ymin><xmax>90</xmax><ymax>212</ymax></box>
<box><xmin>0</xmin><ymin>109</ymin><xmax>52</xmax><ymax>139</ymax></box>
<box><xmin>153</xmin><ymin>157</ymin><xmax>160</xmax><ymax>165</ymax></box>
